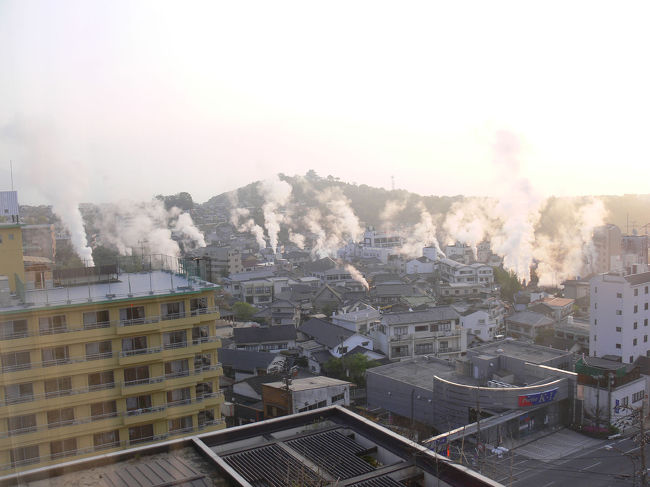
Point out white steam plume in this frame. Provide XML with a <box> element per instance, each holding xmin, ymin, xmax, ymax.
<box><xmin>230</xmin><ymin>207</ymin><xmax>267</xmax><ymax>250</ymax></box>
<box><xmin>258</xmin><ymin>176</ymin><xmax>293</xmax><ymax>252</ymax></box>
<box><xmin>345</xmin><ymin>264</ymin><xmax>369</xmax><ymax>290</ymax></box>
<box><xmin>399</xmin><ymin>202</ymin><xmax>444</xmax><ymax>259</ymax></box>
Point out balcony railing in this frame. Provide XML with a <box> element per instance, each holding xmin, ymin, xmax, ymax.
<box><xmin>119</xmin><ymin>347</ymin><xmax>162</xmax><ymax>357</ymax></box>
<box><xmin>0</xmin><ymin>307</ymin><xmax>221</xmax><ymax>341</ymax></box>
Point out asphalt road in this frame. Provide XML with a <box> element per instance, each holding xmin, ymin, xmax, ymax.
<box><xmin>457</xmin><ymin>436</ymin><xmax>650</xmax><ymax>486</ymax></box>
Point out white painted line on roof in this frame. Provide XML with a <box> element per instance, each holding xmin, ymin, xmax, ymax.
<box><xmin>581</xmin><ymin>461</ymin><xmax>601</xmax><ymax>471</ymax></box>
<box><xmin>541</xmin><ymin>482</ymin><xmax>555</xmax><ymax>487</ymax></box>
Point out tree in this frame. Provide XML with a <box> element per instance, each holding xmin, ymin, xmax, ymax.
<box><xmin>493</xmin><ymin>267</ymin><xmax>522</xmax><ymax>302</ymax></box>
<box><xmin>324</xmin><ymin>353</ymin><xmax>379</xmax><ymax>387</ymax></box>
<box><xmin>232</xmin><ymin>301</ymin><xmax>258</xmax><ymax>322</ymax></box>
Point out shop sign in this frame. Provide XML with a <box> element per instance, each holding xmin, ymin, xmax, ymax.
<box><xmin>518</xmin><ymin>388</ymin><xmax>558</xmax><ymax>407</ymax></box>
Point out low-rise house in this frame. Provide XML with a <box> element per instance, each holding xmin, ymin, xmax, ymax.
<box><xmin>219</xmin><ymin>348</ymin><xmax>286</xmax><ymax>382</ymax></box>
<box><xmin>299</xmin><ymin>317</ymin><xmax>373</xmax><ymax>358</ymax></box>
<box><xmin>405</xmin><ymin>256</ymin><xmax>436</xmax><ymax>275</ymax></box>
<box><xmin>233</xmin><ymin>324</ymin><xmax>297</xmax><ymax>352</ymax></box>
<box><xmin>312</xmin><ymin>284</ymin><xmax>344</xmax><ymax>312</ymax></box>
<box><xmin>373</xmin><ymin>307</ymin><xmax>466</xmax><ymax>360</ymax></box>
<box><xmin>506</xmin><ymin>310</ymin><xmax>554</xmax><ymax>342</ymax></box>
<box><xmin>262</xmin><ymin>376</ymin><xmax>351</xmax><ymax>417</ymax></box>
<box><xmin>332</xmin><ymin>302</ymin><xmax>380</xmax><ymax>334</ymax></box>
<box><xmin>438</xmin><ymin>258</ymin><xmax>494</xmax><ymax>285</ymax></box>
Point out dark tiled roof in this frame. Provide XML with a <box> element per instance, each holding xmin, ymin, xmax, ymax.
<box><xmin>381</xmin><ymin>307</ymin><xmax>460</xmax><ymax>325</ymax></box>
<box><xmin>300</xmin><ymin>317</ymin><xmax>354</xmax><ymax>349</ymax></box>
<box><xmin>233</xmin><ymin>325</ymin><xmax>297</xmax><ymax>344</ymax></box>
<box><xmin>507</xmin><ymin>310</ymin><xmax>554</xmax><ymax>327</ymax></box>
<box><xmin>302</xmin><ymin>257</ymin><xmax>337</xmax><ymax>273</ymax></box>
<box><xmin>625</xmin><ymin>272</ymin><xmax>650</xmax><ymax>286</ymax></box>
<box><xmin>218</xmin><ymin>348</ymin><xmax>281</xmax><ymax>372</ymax></box>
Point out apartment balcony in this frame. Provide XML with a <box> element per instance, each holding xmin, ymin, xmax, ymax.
<box><xmin>118</xmin><ymin>346</ymin><xmax>163</xmax><ymax>366</ymax></box>
<box><xmin>120</xmin><ymin>376</ymin><xmax>165</xmax><ymax>396</ymax></box>
<box><xmin>122</xmin><ymin>405</ymin><xmax>167</xmax><ymax>426</ymax></box>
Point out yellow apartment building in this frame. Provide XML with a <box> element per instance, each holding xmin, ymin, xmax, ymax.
<box><xmin>0</xmin><ymin>224</ymin><xmax>224</xmax><ymax>473</ymax></box>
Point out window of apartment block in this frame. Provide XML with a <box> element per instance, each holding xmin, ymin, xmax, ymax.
<box><xmin>93</xmin><ymin>430</ymin><xmax>119</xmax><ymax>450</ymax></box>
<box><xmin>126</xmin><ymin>395</ymin><xmax>152</xmax><ymax>415</ymax></box>
<box><xmin>439</xmin><ymin>341</ymin><xmax>449</xmax><ymax>350</ymax></box>
<box><xmin>167</xmin><ymin>387</ymin><xmax>191</xmax><ymax>406</ymax></box>
<box><xmin>415</xmin><ymin>343</ymin><xmax>433</xmax><ymax>355</ymax></box>
<box><xmin>646</xmin><ymin>319</ymin><xmax>649</xmax><ymax>327</ymax></box>
<box><xmin>161</xmin><ymin>301</ymin><xmax>185</xmax><ymax>320</ymax></box>
<box><xmin>38</xmin><ymin>315</ymin><xmax>67</xmax><ymax>335</ymax></box>
<box><xmin>5</xmin><ymin>382</ymin><xmax>33</xmax><ymax>404</ymax></box>
<box><xmin>7</xmin><ymin>413</ymin><xmax>37</xmax><ymax>436</ymax></box>
<box><xmin>85</xmin><ymin>340</ymin><xmax>112</xmax><ymax>360</ymax></box>
<box><xmin>634</xmin><ymin>305</ymin><xmax>638</xmax><ymax>313</ymax></box>
<box><xmin>198</xmin><ymin>409</ymin><xmax>215</xmax><ymax>428</ymax></box>
<box><xmin>165</xmin><ymin>359</ymin><xmax>189</xmax><ymax>378</ymax></box>
<box><xmin>645</xmin><ymin>335</ymin><xmax>648</xmax><ymax>343</ymax></box>
<box><xmin>594</xmin><ymin>335</ymin><xmax>597</xmax><ymax>342</ymax></box>
<box><xmin>192</xmin><ymin>325</ymin><xmax>209</xmax><ymax>344</ymax></box>
<box><xmin>88</xmin><ymin>370</ymin><xmax>115</xmax><ymax>391</ymax></box>
<box><xmin>616</xmin><ymin>343</ymin><xmax>621</xmax><ymax>349</ymax></box>
<box><xmin>196</xmin><ymin>382</ymin><xmax>213</xmax><ymax>399</ymax></box>
<box><xmin>2</xmin><ymin>350</ymin><xmax>31</xmax><ymax>372</ymax></box>
<box><xmin>47</xmin><ymin>407</ymin><xmax>75</xmax><ymax>428</ymax></box>
<box><xmin>646</xmin><ymin>303</ymin><xmax>649</xmax><ymax>310</ymax></box>
<box><xmin>190</xmin><ymin>297</ymin><xmax>208</xmax><ymax>316</ymax></box>
<box><xmin>44</xmin><ymin>377</ymin><xmax>72</xmax><ymax>398</ymax></box>
<box><xmin>194</xmin><ymin>353</ymin><xmax>212</xmax><ymax>371</ymax></box>
<box><xmin>83</xmin><ymin>310</ymin><xmax>110</xmax><ymax>329</ymax></box>
<box><xmin>169</xmin><ymin>415</ymin><xmax>193</xmax><ymax>434</ymax></box>
<box><xmin>163</xmin><ymin>330</ymin><xmax>187</xmax><ymax>349</ymax></box>
<box><xmin>122</xmin><ymin>335</ymin><xmax>148</xmax><ymax>355</ymax></box>
<box><xmin>616</xmin><ymin>310</ymin><xmax>622</xmax><ymax>315</ymax></box>
<box><xmin>129</xmin><ymin>424</ymin><xmax>154</xmax><ymax>444</ymax></box>
<box><xmin>634</xmin><ymin>322</ymin><xmax>638</xmax><ymax>329</ymax></box>
<box><xmin>119</xmin><ymin>306</ymin><xmax>145</xmax><ymax>325</ymax></box>
<box><xmin>50</xmin><ymin>438</ymin><xmax>77</xmax><ymax>460</ymax></box>
<box><xmin>124</xmin><ymin>366</ymin><xmax>150</xmax><ymax>385</ymax></box>
<box><xmin>42</xmin><ymin>346</ymin><xmax>69</xmax><ymax>366</ymax></box>
<box><xmin>634</xmin><ymin>338</ymin><xmax>638</xmax><ymax>346</ymax></box>
<box><xmin>393</xmin><ymin>326</ymin><xmax>408</xmax><ymax>336</ymax></box>
<box><xmin>646</xmin><ymin>286</ymin><xmax>649</xmax><ymax>294</ymax></box>
<box><xmin>617</xmin><ymin>293</ymin><xmax>623</xmax><ymax>298</ymax></box>
<box><xmin>594</xmin><ymin>319</ymin><xmax>597</xmax><ymax>326</ymax></box>
<box><xmin>616</xmin><ymin>327</ymin><xmax>623</xmax><ymax>332</ymax></box>
<box><xmin>414</xmin><ymin>325</ymin><xmax>428</xmax><ymax>332</ymax></box>
<box><xmin>391</xmin><ymin>345</ymin><xmax>409</xmax><ymax>357</ymax></box>
<box><xmin>90</xmin><ymin>400</ymin><xmax>117</xmax><ymax>420</ymax></box>
<box><xmin>635</xmin><ymin>289</ymin><xmax>639</xmax><ymax>296</ymax></box>
<box><xmin>10</xmin><ymin>445</ymin><xmax>39</xmax><ymax>468</ymax></box>
<box><xmin>0</xmin><ymin>319</ymin><xmax>28</xmax><ymax>339</ymax></box>
<box><xmin>633</xmin><ymin>390</ymin><xmax>645</xmax><ymax>402</ymax></box>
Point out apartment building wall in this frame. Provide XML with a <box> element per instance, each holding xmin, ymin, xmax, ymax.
<box><xmin>0</xmin><ymin>288</ymin><xmax>225</xmax><ymax>473</ymax></box>
<box><xmin>590</xmin><ymin>272</ymin><xmax>650</xmax><ymax>363</ymax></box>
<box><xmin>0</xmin><ymin>225</ymin><xmax>25</xmax><ymax>293</ymax></box>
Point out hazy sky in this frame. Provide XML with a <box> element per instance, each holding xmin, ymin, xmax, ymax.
<box><xmin>1</xmin><ymin>1</ymin><xmax>649</xmax><ymax>205</ymax></box>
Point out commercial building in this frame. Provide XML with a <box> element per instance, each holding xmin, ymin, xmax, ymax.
<box><xmin>0</xmin><ymin>224</ymin><xmax>225</xmax><ymax>473</ymax></box>
<box><xmin>262</xmin><ymin>376</ymin><xmax>351</xmax><ymax>416</ymax></box>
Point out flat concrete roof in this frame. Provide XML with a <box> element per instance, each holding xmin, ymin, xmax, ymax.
<box><xmin>264</xmin><ymin>376</ymin><xmax>351</xmax><ymax>391</ymax></box>
<box><xmin>469</xmin><ymin>340</ymin><xmax>572</xmax><ymax>364</ymax></box>
<box><xmin>367</xmin><ymin>357</ymin><xmax>481</xmax><ymax>390</ymax></box>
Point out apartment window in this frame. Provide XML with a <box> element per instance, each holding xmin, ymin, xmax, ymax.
<box><xmin>5</xmin><ymin>382</ymin><xmax>33</xmax><ymax>404</ymax></box>
<box><xmin>129</xmin><ymin>424</ymin><xmax>154</xmax><ymax>444</ymax></box>
<box><xmin>47</xmin><ymin>408</ymin><xmax>75</xmax><ymax>429</ymax></box>
<box><xmin>646</xmin><ymin>303</ymin><xmax>649</xmax><ymax>310</ymax></box>
<box><xmin>10</xmin><ymin>445</ymin><xmax>39</xmax><ymax>467</ymax></box>
<box><xmin>119</xmin><ymin>306</ymin><xmax>145</xmax><ymax>325</ymax></box>
<box><xmin>633</xmin><ymin>390</ymin><xmax>645</xmax><ymax>403</ymax></box>
<box><xmin>594</xmin><ymin>303</ymin><xmax>597</xmax><ymax>309</ymax></box>
<box><xmin>635</xmin><ymin>289</ymin><xmax>639</xmax><ymax>296</ymax></box>
<box><xmin>594</xmin><ymin>335</ymin><xmax>597</xmax><ymax>342</ymax></box>
<box><xmin>126</xmin><ymin>395</ymin><xmax>152</xmax><ymax>415</ymax></box>
<box><xmin>161</xmin><ymin>301</ymin><xmax>185</xmax><ymax>320</ymax></box>
<box><xmin>415</xmin><ymin>343</ymin><xmax>433</xmax><ymax>355</ymax></box>
<box><xmin>44</xmin><ymin>377</ymin><xmax>72</xmax><ymax>398</ymax></box>
<box><xmin>190</xmin><ymin>297</ymin><xmax>208</xmax><ymax>316</ymax></box>
<box><xmin>167</xmin><ymin>387</ymin><xmax>191</xmax><ymax>407</ymax></box>
<box><xmin>38</xmin><ymin>315</ymin><xmax>67</xmax><ymax>335</ymax></box>
<box><xmin>192</xmin><ymin>325</ymin><xmax>209</xmax><ymax>344</ymax></box>
<box><xmin>634</xmin><ymin>305</ymin><xmax>638</xmax><ymax>313</ymax></box>
<box><xmin>635</xmin><ymin>322</ymin><xmax>638</xmax><ymax>329</ymax></box>
<box><xmin>595</xmin><ymin>287</ymin><xmax>597</xmax><ymax>293</ymax></box>
<box><xmin>634</xmin><ymin>338</ymin><xmax>638</xmax><ymax>346</ymax></box>
<box><xmin>124</xmin><ymin>366</ymin><xmax>150</xmax><ymax>385</ymax></box>
<box><xmin>394</xmin><ymin>326</ymin><xmax>408</xmax><ymax>337</ymax></box>
<box><xmin>85</xmin><ymin>340</ymin><xmax>112</xmax><ymax>360</ymax></box>
<box><xmin>646</xmin><ymin>319</ymin><xmax>649</xmax><ymax>327</ymax></box>
<box><xmin>594</xmin><ymin>319</ymin><xmax>597</xmax><ymax>326</ymax></box>
<box><xmin>616</xmin><ymin>327</ymin><xmax>622</xmax><ymax>332</ymax></box>
<box><xmin>163</xmin><ymin>330</ymin><xmax>187</xmax><ymax>350</ymax></box>
<box><xmin>414</xmin><ymin>325</ymin><xmax>428</xmax><ymax>332</ymax></box>
<box><xmin>616</xmin><ymin>310</ymin><xmax>622</xmax><ymax>315</ymax></box>
<box><xmin>622</xmin><ymin>396</ymin><xmax>629</xmax><ymax>407</ymax></box>
<box><xmin>122</xmin><ymin>336</ymin><xmax>148</xmax><ymax>355</ymax></box>
<box><xmin>391</xmin><ymin>345</ymin><xmax>409</xmax><ymax>358</ymax></box>
<box><xmin>0</xmin><ymin>319</ymin><xmax>28</xmax><ymax>339</ymax></box>
<box><xmin>2</xmin><ymin>350</ymin><xmax>31</xmax><ymax>372</ymax></box>
<box><xmin>646</xmin><ymin>286</ymin><xmax>649</xmax><ymax>294</ymax></box>
<box><xmin>7</xmin><ymin>414</ymin><xmax>37</xmax><ymax>436</ymax></box>
<box><xmin>198</xmin><ymin>409</ymin><xmax>215</xmax><ymax>428</ymax></box>
<box><xmin>88</xmin><ymin>370</ymin><xmax>115</xmax><ymax>391</ymax></box>
<box><xmin>331</xmin><ymin>392</ymin><xmax>345</xmax><ymax>403</ymax></box>
<box><xmin>93</xmin><ymin>430</ymin><xmax>120</xmax><ymax>450</ymax></box>
<box><xmin>616</xmin><ymin>343</ymin><xmax>621</xmax><ymax>349</ymax></box>
<box><xmin>439</xmin><ymin>340</ymin><xmax>449</xmax><ymax>350</ymax></box>
<box><xmin>50</xmin><ymin>438</ymin><xmax>77</xmax><ymax>460</ymax></box>
<box><xmin>644</xmin><ymin>335</ymin><xmax>648</xmax><ymax>343</ymax></box>
<box><xmin>169</xmin><ymin>415</ymin><xmax>193</xmax><ymax>434</ymax></box>
<box><xmin>617</xmin><ymin>293</ymin><xmax>623</xmax><ymax>298</ymax></box>
<box><xmin>42</xmin><ymin>346</ymin><xmax>70</xmax><ymax>366</ymax></box>
<box><xmin>90</xmin><ymin>400</ymin><xmax>118</xmax><ymax>421</ymax></box>
<box><xmin>83</xmin><ymin>310</ymin><xmax>110</xmax><ymax>329</ymax></box>
<box><xmin>165</xmin><ymin>359</ymin><xmax>189</xmax><ymax>378</ymax></box>
<box><xmin>194</xmin><ymin>353</ymin><xmax>212</xmax><ymax>371</ymax></box>
<box><xmin>196</xmin><ymin>382</ymin><xmax>213</xmax><ymax>400</ymax></box>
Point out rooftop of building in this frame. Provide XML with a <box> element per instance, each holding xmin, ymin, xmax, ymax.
<box><xmin>381</xmin><ymin>306</ymin><xmax>459</xmax><ymax>325</ymax></box>
<box><xmin>507</xmin><ymin>310</ymin><xmax>554</xmax><ymax>327</ymax></box>
<box><xmin>542</xmin><ymin>297</ymin><xmax>575</xmax><ymax>308</ymax></box>
<box><xmin>469</xmin><ymin>340</ymin><xmax>572</xmax><ymax>364</ymax></box>
<box><xmin>0</xmin><ymin>270</ymin><xmax>218</xmax><ymax>314</ymax></box>
<box><xmin>367</xmin><ymin>356</ymin><xmax>478</xmax><ymax>388</ymax></box>
<box><xmin>625</xmin><ymin>271</ymin><xmax>650</xmax><ymax>286</ymax></box>
<box><xmin>300</xmin><ymin>317</ymin><xmax>356</xmax><ymax>348</ymax></box>
<box><xmin>264</xmin><ymin>375</ymin><xmax>351</xmax><ymax>392</ymax></box>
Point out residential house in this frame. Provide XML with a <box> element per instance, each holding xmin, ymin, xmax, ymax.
<box><xmin>405</xmin><ymin>256</ymin><xmax>435</xmax><ymax>275</ymax></box>
<box><xmin>262</xmin><ymin>376</ymin><xmax>351</xmax><ymax>417</ymax></box>
<box><xmin>218</xmin><ymin>349</ymin><xmax>286</xmax><ymax>382</ymax></box>
<box><xmin>232</xmin><ymin>325</ymin><xmax>297</xmax><ymax>352</ymax></box>
<box><xmin>332</xmin><ymin>302</ymin><xmax>380</xmax><ymax>335</ymax></box>
<box><xmin>299</xmin><ymin>318</ymin><xmax>373</xmax><ymax>358</ymax></box>
<box><xmin>506</xmin><ymin>310</ymin><xmax>554</xmax><ymax>342</ymax></box>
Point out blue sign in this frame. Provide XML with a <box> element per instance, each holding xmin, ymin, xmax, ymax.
<box><xmin>518</xmin><ymin>388</ymin><xmax>558</xmax><ymax>407</ymax></box>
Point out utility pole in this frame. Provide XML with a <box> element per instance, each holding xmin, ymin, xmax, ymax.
<box><xmin>475</xmin><ymin>387</ymin><xmax>482</xmax><ymax>471</ymax></box>
<box><xmin>641</xmin><ymin>401</ymin><xmax>647</xmax><ymax>487</ymax></box>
